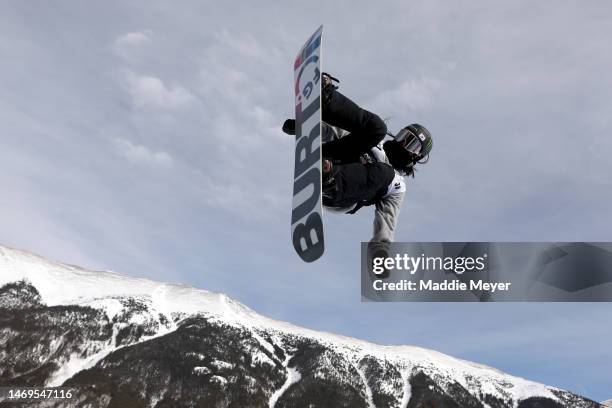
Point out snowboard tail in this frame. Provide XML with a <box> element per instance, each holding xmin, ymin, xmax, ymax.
<box><xmin>291</xmin><ymin>26</ymin><xmax>324</xmax><ymax>262</ymax></box>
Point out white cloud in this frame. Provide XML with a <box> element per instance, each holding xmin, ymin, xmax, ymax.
<box><xmin>214</xmin><ymin>30</ymin><xmax>267</xmax><ymax>59</ymax></box>
<box><xmin>113</xmin><ymin>138</ymin><xmax>173</xmax><ymax>167</ymax></box>
<box><xmin>125</xmin><ymin>71</ymin><xmax>195</xmax><ymax>109</ymax></box>
<box><xmin>371</xmin><ymin>77</ymin><xmax>442</xmax><ymax>114</ymax></box>
<box><xmin>251</xmin><ymin>105</ymin><xmax>274</xmax><ymax>125</ymax></box>
<box><xmin>113</xmin><ymin>30</ymin><xmax>152</xmax><ymax>59</ymax></box>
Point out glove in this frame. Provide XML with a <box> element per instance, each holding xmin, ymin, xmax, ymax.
<box><xmin>282</xmin><ymin>119</ymin><xmax>295</xmax><ymax>135</ymax></box>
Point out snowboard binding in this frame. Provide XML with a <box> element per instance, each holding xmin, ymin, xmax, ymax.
<box><xmin>322</xmin><ymin>72</ymin><xmax>339</xmax><ymax>92</ymax></box>
<box><xmin>322</xmin><ymin>72</ymin><xmax>339</xmax><ymax>109</ymax></box>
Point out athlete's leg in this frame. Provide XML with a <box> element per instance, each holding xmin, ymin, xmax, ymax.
<box><xmin>322</xmin><ymin>161</ymin><xmax>394</xmax><ymax>209</ymax></box>
<box><xmin>322</xmin><ymin>90</ymin><xmax>387</xmax><ymax>163</ymax></box>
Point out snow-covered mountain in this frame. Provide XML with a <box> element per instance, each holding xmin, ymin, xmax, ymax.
<box><xmin>601</xmin><ymin>400</ymin><xmax>612</xmax><ymax>407</ymax></box>
<box><xmin>0</xmin><ymin>245</ymin><xmax>604</xmax><ymax>408</ymax></box>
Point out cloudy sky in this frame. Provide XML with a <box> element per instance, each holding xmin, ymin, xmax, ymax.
<box><xmin>1</xmin><ymin>0</ymin><xmax>611</xmax><ymax>401</ymax></box>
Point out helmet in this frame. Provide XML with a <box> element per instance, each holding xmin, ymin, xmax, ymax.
<box><xmin>395</xmin><ymin>123</ymin><xmax>433</xmax><ymax>159</ymax></box>
<box><xmin>383</xmin><ymin>123</ymin><xmax>433</xmax><ymax>174</ymax></box>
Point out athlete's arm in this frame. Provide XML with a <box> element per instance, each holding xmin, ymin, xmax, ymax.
<box><xmin>371</xmin><ymin>191</ymin><xmax>404</xmax><ymax>244</ymax></box>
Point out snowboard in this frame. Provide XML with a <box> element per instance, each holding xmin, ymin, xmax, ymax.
<box><xmin>291</xmin><ymin>26</ymin><xmax>324</xmax><ymax>262</ymax></box>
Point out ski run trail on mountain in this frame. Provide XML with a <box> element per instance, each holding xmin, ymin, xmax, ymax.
<box><xmin>268</xmin><ymin>353</ymin><xmax>301</xmax><ymax>408</ymax></box>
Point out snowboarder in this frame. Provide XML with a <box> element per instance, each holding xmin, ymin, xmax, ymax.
<box><xmin>283</xmin><ymin>73</ymin><xmax>433</xmax><ymax>264</ymax></box>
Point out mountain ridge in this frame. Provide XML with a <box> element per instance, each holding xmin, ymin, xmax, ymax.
<box><xmin>0</xmin><ymin>244</ymin><xmax>603</xmax><ymax>407</ymax></box>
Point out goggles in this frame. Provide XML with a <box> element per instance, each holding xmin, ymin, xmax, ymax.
<box><xmin>395</xmin><ymin>127</ymin><xmax>423</xmax><ymax>156</ymax></box>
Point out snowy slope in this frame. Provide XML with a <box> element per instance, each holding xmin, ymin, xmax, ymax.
<box><xmin>0</xmin><ymin>245</ymin><xmax>602</xmax><ymax>408</ymax></box>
